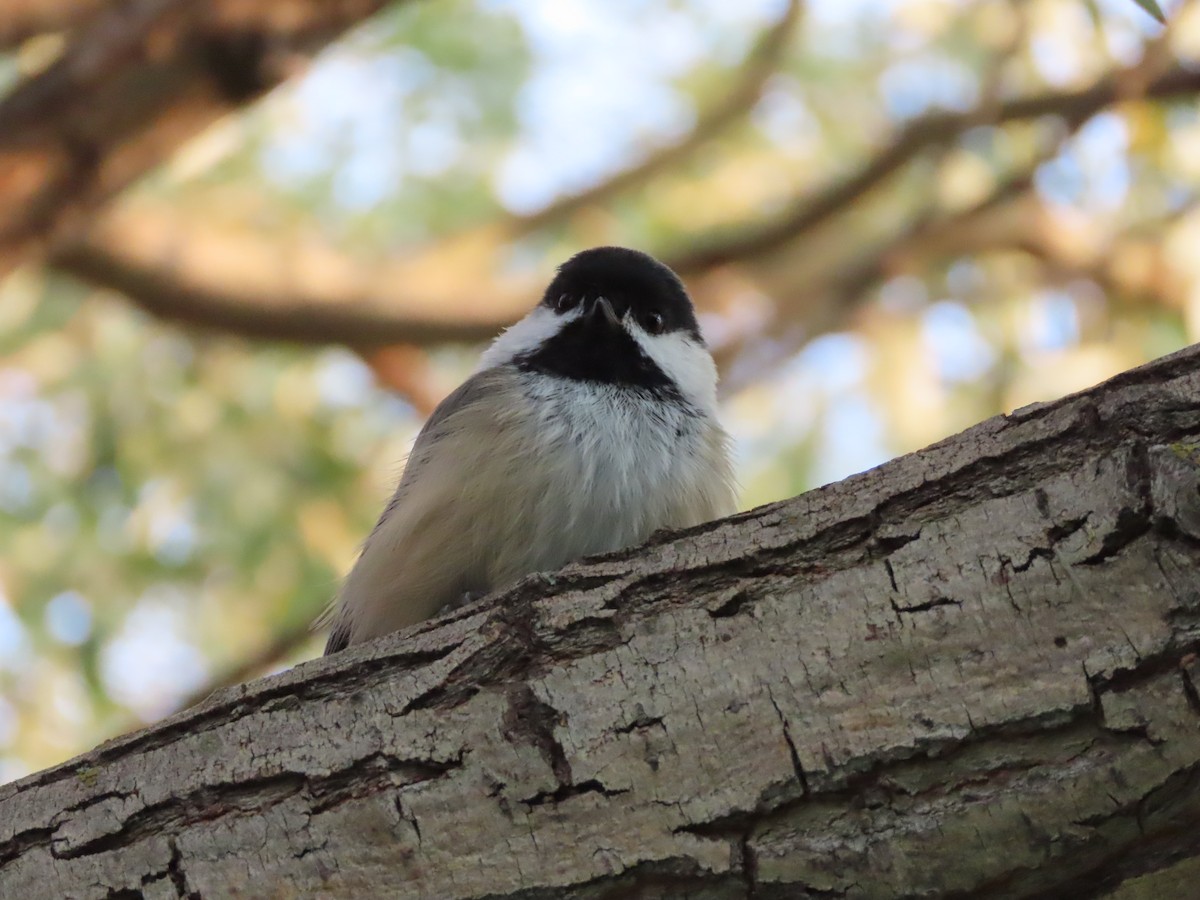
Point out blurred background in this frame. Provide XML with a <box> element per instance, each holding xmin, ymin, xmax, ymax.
<box><xmin>0</xmin><ymin>0</ymin><xmax>1195</xmax><ymax>778</ymax></box>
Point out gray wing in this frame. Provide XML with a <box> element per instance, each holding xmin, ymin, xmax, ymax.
<box><xmin>368</xmin><ymin>366</ymin><xmax>512</xmax><ymax>532</ymax></box>
<box><xmin>321</xmin><ymin>365</ymin><xmax>516</xmax><ymax>655</ymax></box>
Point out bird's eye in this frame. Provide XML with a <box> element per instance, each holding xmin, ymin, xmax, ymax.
<box><xmin>643</xmin><ymin>311</ymin><xmax>666</xmax><ymax>334</ymax></box>
<box><xmin>554</xmin><ymin>294</ymin><xmax>575</xmax><ymax>313</ymax></box>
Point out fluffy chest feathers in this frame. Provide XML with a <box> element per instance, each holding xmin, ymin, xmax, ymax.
<box><xmin>454</xmin><ymin>375</ymin><xmax>713</xmax><ymax>589</ymax></box>
<box><xmin>513</xmin><ymin>372</ymin><xmax>710</xmax><ymax>549</ymax></box>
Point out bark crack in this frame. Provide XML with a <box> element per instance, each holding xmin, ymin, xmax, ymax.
<box><xmin>1180</xmin><ymin>658</ymin><xmax>1200</xmax><ymax>717</ymax></box>
<box><xmin>37</xmin><ymin>752</ymin><xmax>462</xmax><ymax>864</ymax></box>
<box><xmin>519</xmin><ymin>779</ymin><xmax>630</xmax><ymax>809</ymax></box>
<box><xmin>766</xmin><ymin>689</ymin><xmax>809</xmax><ymax>795</ymax></box>
<box><xmin>1075</xmin><ymin>507</ymin><xmax>1153</xmax><ymax>566</ymax></box>
<box><xmin>889</xmin><ymin>595</ymin><xmax>962</xmax><ymax>616</ymax></box>
<box><xmin>166</xmin><ymin>838</ymin><xmax>198</xmax><ymax>899</ymax></box>
<box><xmin>504</xmin><ymin>684</ymin><xmax>573</xmax><ymax>790</ymax></box>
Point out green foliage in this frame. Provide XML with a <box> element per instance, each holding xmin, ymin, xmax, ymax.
<box><xmin>0</xmin><ymin>271</ymin><xmax>414</xmax><ymax>770</ymax></box>
<box><xmin>1129</xmin><ymin>0</ymin><xmax>1167</xmax><ymax>24</ymax></box>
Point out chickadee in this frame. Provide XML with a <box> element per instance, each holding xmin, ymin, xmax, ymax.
<box><xmin>322</xmin><ymin>246</ymin><xmax>737</xmax><ymax>654</ymax></box>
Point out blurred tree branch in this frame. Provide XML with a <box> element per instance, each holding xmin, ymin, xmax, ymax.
<box><xmin>716</xmin><ymin>177</ymin><xmax>1197</xmax><ymax>395</ymax></box>
<box><xmin>713</xmin><ymin>167</ymin><xmax>1047</xmax><ymax>394</ymax></box>
<box><xmin>0</xmin><ymin>0</ymin><xmax>394</xmax><ymax>279</ymax></box>
<box><xmin>52</xmin><ymin>206</ymin><xmax>523</xmax><ymax>346</ymax></box>
<box><xmin>668</xmin><ymin>64</ymin><xmax>1200</xmax><ymax>275</ymax></box>
<box><xmin>502</xmin><ymin>0</ymin><xmax>804</xmax><ymax>236</ymax></box>
<box><xmin>711</xmin><ymin>93</ymin><xmax>1118</xmax><ymax>393</ymax></box>
<box><xmin>47</xmin><ymin>64</ymin><xmax>1200</xmax><ymax>358</ymax></box>
<box><xmin>47</xmin><ymin>0</ymin><xmax>805</xmax><ymax>349</ymax></box>
<box><xmin>0</xmin><ymin>0</ymin><xmax>105</xmax><ymax>48</ymax></box>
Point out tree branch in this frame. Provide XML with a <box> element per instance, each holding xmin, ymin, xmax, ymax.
<box><xmin>52</xmin><ymin>206</ymin><xmax>525</xmax><ymax>346</ymax></box>
<box><xmin>667</xmin><ymin>63</ymin><xmax>1200</xmax><ymax>274</ymax></box>
<box><xmin>712</xmin><ymin>172</ymin><xmax>1041</xmax><ymax>395</ymax></box>
<box><xmin>0</xmin><ymin>0</ymin><xmax>394</xmax><ymax>278</ymax></box>
<box><xmin>503</xmin><ymin>0</ymin><xmax>803</xmax><ymax>236</ymax></box>
<box><xmin>2</xmin><ymin>342</ymin><xmax>1199</xmax><ymax>897</ymax></box>
<box><xmin>50</xmin><ymin>64</ymin><xmax>1200</xmax><ymax>357</ymax></box>
<box><xmin>43</xmin><ymin>0</ymin><xmax>803</xmax><ymax>349</ymax></box>
<box><xmin>0</xmin><ymin>0</ymin><xmax>104</xmax><ymax>48</ymax></box>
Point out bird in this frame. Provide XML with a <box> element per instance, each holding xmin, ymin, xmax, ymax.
<box><xmin>321</xmin><ymin>246</ymin><xmax>737</xmax><ymax>654</ymax></box>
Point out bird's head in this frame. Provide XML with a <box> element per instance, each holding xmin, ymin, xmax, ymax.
<box><xmin>480</xmin><ymin>247</ymin><xmax>717</xmax><ymax>410</ymax></box>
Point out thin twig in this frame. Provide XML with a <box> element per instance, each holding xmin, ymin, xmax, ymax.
<box><xmin>502</xmin><ymin>0</ymin><xmax>804</xmax><ymax>236</ymax></box>
<box><xmin>666</xmin><ymin>65</ymin><xmax>1200</xmax><ymax>275</ymax></box>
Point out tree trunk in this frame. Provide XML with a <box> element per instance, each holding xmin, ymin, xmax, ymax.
<box><xmin>2</xmin><ymin>344</ymin><xmax>1199</xmax><ymax>899</ymax></box>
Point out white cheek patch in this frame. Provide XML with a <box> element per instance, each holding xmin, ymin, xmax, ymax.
<box><xmin>477</xmin><ymin>304</ymin><xmax>580</xmax><ymax>371</ymax></box>
<box><xmin>627</xmin><ymin>323</ymin><xmax>720</xmax><ymax>412</ymax></box>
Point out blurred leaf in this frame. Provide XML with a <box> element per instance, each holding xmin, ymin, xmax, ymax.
<box><xmin>1128</xmin><ymin>0</ymin><xmax>1167</xmax><ymax>23</ymax></box>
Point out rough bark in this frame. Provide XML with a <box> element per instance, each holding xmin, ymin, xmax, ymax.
<box><xmin>2</xmin><ymin>343</ymin><xmax>1200</xmax><ymax>899</ymax></box>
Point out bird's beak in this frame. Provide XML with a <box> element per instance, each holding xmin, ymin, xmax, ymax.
<box><xmin>589</xmin><ymin>296</ymin><xmax>621</xmax><ymax>328</ymax></box>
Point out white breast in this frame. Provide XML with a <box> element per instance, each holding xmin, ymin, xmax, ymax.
<box><xmin>480</xmin><ymin>372</ymin><xmax>733</xmax><ymax>586</ymax></box>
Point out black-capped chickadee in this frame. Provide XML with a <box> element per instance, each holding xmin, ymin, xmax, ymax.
<box><xmin>322</xmin><ymin>246</ymin><xmax>737</xmax><ymax>654</ymax></box>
